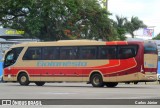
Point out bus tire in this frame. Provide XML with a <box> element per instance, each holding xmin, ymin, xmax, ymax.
<box><xmin>134</xmin><ymin>82</ymin><xmax>138</xmax><ymax>85</ymax></box>
<box><xmin>1</xmin><ymin>77</ymin><xmax>7</xmax><ymax>83</ymax></box>
<box><xmin>35</xmin><ymin>82</ymin><xmax>45</xmax><ymax>86</ymax></box>
<box><xmin>125</xmin><ymin>82</ymin><xmax>130</xmax><ymax>84</ymax></box>
<box><xmin>90</xmin><ymin>73</ymin><xmax>104</xmax><ymax>87</ymax></box>
<box><xmin>1</xmin><ymin>77</ymin><xmax>3</xmax><ymax>82</ymax></box>
<box><xmin>18</xmin><ymin>73</ymin><xmax>30</xmax><ymax>86</ymax></box>
<box><xmin>105</xmin><ymin>82</ymin><xmax>118</xmax><ymax>87</ymax></box>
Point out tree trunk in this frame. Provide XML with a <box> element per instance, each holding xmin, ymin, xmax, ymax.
<box><xmin>131</xmin><ymin>32</ymin><xmax>134</xmax><ymax>38</ymax></box>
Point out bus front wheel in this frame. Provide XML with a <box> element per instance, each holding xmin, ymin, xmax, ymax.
<box><xmin>18</xmin><ymin>73</ymin><xmax>30</xmax><ymax>86</ymax></box>
<box><xmin>105</xmin><ymin>82</ymin><xmax>118</xmax><ymax>87</ymax></box>
<box><xmin>90</xmin><ymin>73</ymin><xmax>104</xmax><ymax>87</ymax></box>
<box><xmin>134</xmin><ymin>82</ymin><xmax>138</xmax><ymax>85</ymax></box>
<box><xmin>35</xmin><ymin>82</ymin><xmax>45</xmax><ymax>86</ymax></box>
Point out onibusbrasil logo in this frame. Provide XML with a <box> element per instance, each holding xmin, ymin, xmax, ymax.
<box><xmin>2</xmin><ymin>100</ymin><xmax>42</xmax><ymax>106</ymax></box>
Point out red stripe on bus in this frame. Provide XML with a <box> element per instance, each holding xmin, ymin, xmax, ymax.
<box><xmin>144</xmin><ymin>68</ymin><xmax>157</xmax><ymax>72</ymax></box>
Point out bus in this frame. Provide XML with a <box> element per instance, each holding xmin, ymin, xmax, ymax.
<box><xmin>157</xmin><ymin>56</ymin><xmax>160</xmax><ymax>83</ymax></box>
<box><xmin>2</xmin><ymin>40</ymin><xmax>158</xmax><ymax>87</ymax></box>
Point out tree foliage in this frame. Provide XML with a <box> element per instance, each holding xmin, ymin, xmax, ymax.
<box><xmin>125</xmin><ymin>16</ymin><xmax>146</xmax><ymax>38</ymax></box>
<box><xmin>112</xmin><ymin>15</ymin><xmax>127</xmax><ymax>40</ymax></box>
<box><xmin>0</xmin><ymin>0</ymin><xmax>147</xmax><ymax>41</ymax></box>
<box><xmin>153</xmin><ymin>33</ymin><xmax>160</xmax><ymax>40</ymax></box>
<box><xmin>0</xmin><ymin>0</ymin><xmax>116</xmax><ymax>41</ymax></box>
<box><xmin>112</xmin><ymin>16</ymin><xmax>146</xmax><ymax>39</ymax></box>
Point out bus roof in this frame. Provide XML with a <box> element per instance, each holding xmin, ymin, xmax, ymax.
<box><xmin>10</xmin><ymin>40</ymin><xmax>144</xmax><ymax>48</ymax></box>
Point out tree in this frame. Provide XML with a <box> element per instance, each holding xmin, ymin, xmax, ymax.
<box><xmin>0</xmin><ymin>0</ymin><xmax>115</xmax><ymax>41</ymax></box>
<box><xmin>153</xmin><ymin>33</ymin><xmax>160</xmax><ymax>40</ymax></box>
<box><xmin>112</xmin><ymin>15</ymin><xmax>127</xmax><ymax>40</ymax></box>
<box><xmin>125</xmin><ymin>16</ymin><xmax>146</xmax><ymax>38</ymax></box>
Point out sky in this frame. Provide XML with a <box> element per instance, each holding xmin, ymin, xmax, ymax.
<box><xmin>108</xmin><ymin>0</ymin><xmax>160</xmax><ymax>37</ymax></box>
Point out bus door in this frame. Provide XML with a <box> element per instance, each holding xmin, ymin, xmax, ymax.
<box><xmin>144</xmin><ymin>41</ymin><xmax>158</xmax><ymax>76</ymax></box>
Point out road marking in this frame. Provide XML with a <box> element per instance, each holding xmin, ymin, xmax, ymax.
<box><xmin>42</xmin><ymin>92</ymin><xmax>77</xmax><ymax>95</ymax></box>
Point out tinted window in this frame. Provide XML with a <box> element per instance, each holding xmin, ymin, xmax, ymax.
<box><xmin>23</xmin><ymin>47</ymin><xmax>42</xmax><ymax>60</ymax></box>
<box><xmin>42</xmin><ymin>47</ymin><xmax>59</xmax><ymax>60</ymax></box>
<box><xmin>144</xmin><ymin>41</ymin><xmax>157</xmax><ymax>54</ymax></box>
<box><xmin>60</xmin><ymin>47</ymin><xmax>78</xmax><ymax>60</ymax></box>
<box><xmin>13</xmin><ymin>47</ymin><xmax>24</xmax><ymax>61</ymax></box>
<box><xmin>79</xmin><ymin>47</ymin><xmax>97</xmax><ymax>59</ymax></box>
<box><xmin>4</xmin><ymin>47</ymin><xmax>23</xmax><ymax>68</ymax></box>
<box><xmin>158</xmin><ymin>56</ymin><xmax>160</xmax><ymax>61</ymax></box>
<box><xmin>118</xmin><ymin>45</ymin><xmax>138</xmax><ymax>59</ymax></box>
<box><xmin>98</xmin><ymin>46</ymin><xmax>116</xmax><ymax>59</ymax></box>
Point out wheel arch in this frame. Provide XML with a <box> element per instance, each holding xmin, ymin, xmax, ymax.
<box><xmin>89</xmin><ymin>70</ymin><xmax>104</xmax><ymax>82</ymax></box>
<box><xmin>17</xmin><ymin>70</ymin><xmax>30</xmax><ymax>81</ymax></box>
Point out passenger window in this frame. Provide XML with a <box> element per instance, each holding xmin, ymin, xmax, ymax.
<box><xmin>14</xmin><ymin>47</ymin><xmax>24</xmax><ymax>60</ymax></box>
<box><xmin>60</xmin><ymin>47</ymin><xmax>78</xmax><ymax>60</ymax></box>
<box><xmin>23</xmin><ymin>47</ymin><xmax>42</xmax><ymax>60</ymax></box>
<box><xmin>79</xmin><ymin>47</ymin><xmax>97</xmax><ymax>59</ymax></box>
<box><xmin>42</xmin><ymin>47</ymin><xmax>59</xmax><ymax>60</ymax></box>
<box><xmin>118</xmin><ymin>46</ymin><xmax>137</xmax><ymax>59</ymax></box>
<box><xmin>98</xmin><ymin>46</ymin><xmax>116</xmax><ymax>59</ymax></box>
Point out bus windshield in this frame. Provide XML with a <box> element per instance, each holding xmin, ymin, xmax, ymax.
<box><xmin>3</xmin><ymin>47</ymin><xmax>23</xmax><ymax>68</ymax></box>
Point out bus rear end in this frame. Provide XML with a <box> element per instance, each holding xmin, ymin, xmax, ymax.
<box><xmin>158</xmin><ymin>56</ymin><xmax>160</xmax><ymax>83</ymax></box>
<box><xmin>143</xmin><ymin>41</ymin><xmax>158</xmax><ymax>81</ymax></box>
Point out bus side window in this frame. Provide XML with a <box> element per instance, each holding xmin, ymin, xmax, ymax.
<box><xmin>108</xmin><ymin>48</ymin><xmax>116</xmax><ymax>59</ymax></box>
<box><xmin>32</xmin><ymin>52</ymin><xmax>41</xmax><ymax>60</ymax></box>
<box><xmin>118</xmin><ymin>46</ymin><xmax>137</xmax><ymax>59</ymax></box>
<box><xmin>23</xmin><ymin>49</ymin><xmax>31</xmax><ymax>60</ymax></box>
<box><xmin>60</xmin><ymin>47</ymin><xmax>78</xmax><ymax>60</ymax></box>
<box><xmin>23</xmin><ymin>47</ymin><xmax>42</xmax><ymax>60</ymax></box>
<box><xmin>85</xmin><ymin>50</ymin><xmax>95</xmax><ymax>59</ymax></box>
<box><xmin>79</xmin><ymin>47</ymin><xmax>96</xmax><ymax>59</ymax></box>
<box><xmin>42</xmin><ymin>47</ymin><xmax>59</xmax><ymax>60</ymax></box>
<box><xmin>60</xmin><ymin>50</ymin><xmax>67</xmax><ymax>59</ymax></box>
<box><xmin>98</xmin><ymin>46</ymin><xmax>116</xmax><ymax>59</ymax></box>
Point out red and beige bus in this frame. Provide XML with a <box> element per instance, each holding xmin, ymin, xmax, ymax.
<box><xmin>3</xmin><ymin>40</ymin><xmax>158</xmax><ymax>87</ymax></box>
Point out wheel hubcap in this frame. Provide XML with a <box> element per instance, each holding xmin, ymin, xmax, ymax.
<box><xmin>93</xmin><ymin>77</ymin><xmax>100</xmax><ymax>85</ymax></box>
<box><xmin>21</xmin><ymin>76</ymin><xmax>27</xmax><ymax>83</ymax></box>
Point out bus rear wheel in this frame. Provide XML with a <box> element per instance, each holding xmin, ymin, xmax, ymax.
<box><xmin>35</xmin><ymin>82</ymin><xmax>45</xmax><ymax>86</ymax></box>
<box><xmin>105</xmin><ymin>82</ymin><xmax>118</xmax><ymax>87</ymax></box>
<box><xmin>91</xmin><ymin>73</ymin><xmax>104</xmax><ymax>87</ymax></box>
<box><xmin>18</xmin><ymin>73</ymin><xmax>30</xmax><ymax>86</ymax></box>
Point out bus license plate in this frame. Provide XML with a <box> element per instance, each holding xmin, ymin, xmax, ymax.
<box><xmin>8</xmin><ymin>74</ymin><xmax>11</xmax><ymax>78</ymax></box>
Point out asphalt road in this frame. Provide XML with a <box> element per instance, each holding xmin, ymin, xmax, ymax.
<box><xmin>0</xmin><ymin>82</ymin><xmax>160</xmax><ymax>99</ymax></box>
<box><xmin>0</xmin><ymin>82</ymin><xmax>160</xmax><ymax>108</ymax></box>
